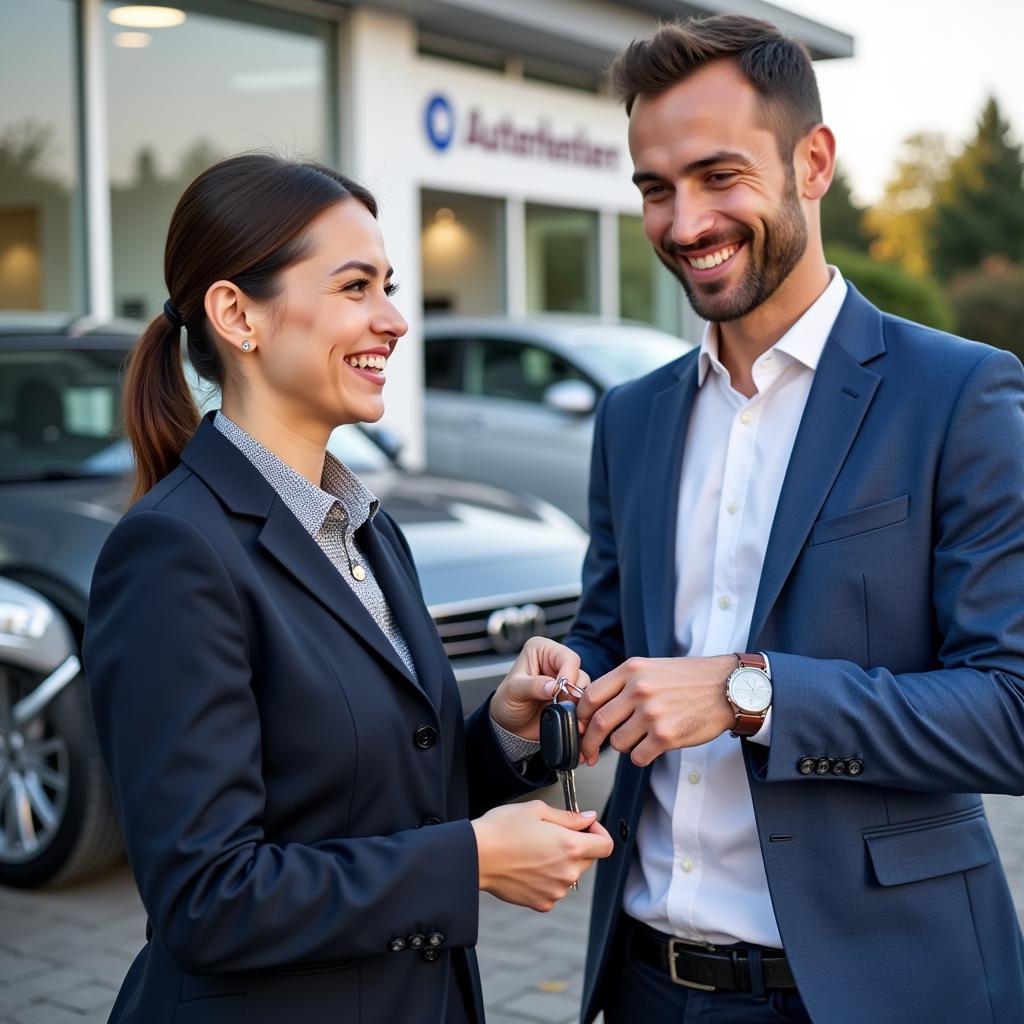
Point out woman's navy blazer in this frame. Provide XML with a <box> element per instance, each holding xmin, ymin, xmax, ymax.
<box><xmin>83</xmin><ymin>415</ymin><xmax>546</xmax><ymax>1023</ymax></box>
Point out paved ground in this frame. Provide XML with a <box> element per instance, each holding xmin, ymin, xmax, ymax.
<box><xmin>0</xmin><ymin>755</ymin><xmax>1021</xmax><ymax>1024</ymax></box>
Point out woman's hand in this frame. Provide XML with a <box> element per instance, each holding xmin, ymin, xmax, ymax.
<box><xmin>471</xmin><ymin>801</ymin><xmax>614</xmax><ymax>911</ymax></box>
<box><xmin>490</xmin><ymin>637</ymin><xmax>589</xmax><ymax>741</ymax></box>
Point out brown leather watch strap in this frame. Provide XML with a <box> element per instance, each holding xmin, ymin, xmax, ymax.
<box><xmin>736</xmin><ymin>652</ymin><xmax>768</xmax><ymax>672</ymax></box>
<box><xmin>729</xmin><ymin>653</ymin><xmax>770</xmax><ymax>737</ymax></box>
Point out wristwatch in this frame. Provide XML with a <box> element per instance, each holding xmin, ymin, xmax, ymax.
<box><xmin>725</xmin><ymin>653</ymin><xmax>772</xmax><ymax>737</ymax></box>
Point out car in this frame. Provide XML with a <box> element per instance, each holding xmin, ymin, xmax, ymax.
<box><xmin>0</xmin><ymin>316</ymin><xmax>587</xmax><ymax>887</ymax></box>
<box><xmin>423</xmin><ymin>316</ymin><xmax>695</xmax><ymax>527</ymax></box>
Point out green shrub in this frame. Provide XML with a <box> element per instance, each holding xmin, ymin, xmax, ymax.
<box><xmin>949</xmin><ymin>259</ymin><xmax>1024</xmax><ymax>359</ymax></box>
<box><xmin>825</xmin><ymin>244</ymin><xmax>955</xmax><ymax>332</ymax></box>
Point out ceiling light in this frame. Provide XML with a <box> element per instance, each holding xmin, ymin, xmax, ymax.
<box><xmin>435</xmin><ymin>208</ymin><xmax>456</xmax><ymax>223</ymax></box>
<box><xmin>108</xmin><ymin>6</ymin><xmax>186</xmax><ymax>29</ymax></box>
<box><xmin>114</xmin><ymin>31</ymin><xmax>152</xmax><ymax>48</ymax></box>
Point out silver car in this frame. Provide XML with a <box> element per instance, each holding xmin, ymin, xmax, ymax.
<box><xmin>423</xmin><ymin>316</ymin><xmax>694</xmax><ymax>526</ymax></box>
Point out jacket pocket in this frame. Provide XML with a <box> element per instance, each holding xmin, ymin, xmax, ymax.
<box><xmin>807</xmin><ymin>494</ymin><xmax>910</xmax><ymax>547</ymax></box>
<box><xmin>863</xmin><ymin>805</ymin><xmax>996</xmax><ymax>886</ymax></box>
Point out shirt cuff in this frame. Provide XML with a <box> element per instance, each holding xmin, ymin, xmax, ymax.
<box><xmin>748</xmin><ymin>706</ymin><xmax>772</xmax><ymax>746</ymax></box>
<box><xmin>490</xmin><ymin>716</ymin><xmax>542</xmax><ymax>767</ymax></box>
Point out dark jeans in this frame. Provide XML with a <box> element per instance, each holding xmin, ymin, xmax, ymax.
<box><xmin>603</xmin><ymin>939</ymin><xmax>813</xmax><ymax>1024</ymax></box>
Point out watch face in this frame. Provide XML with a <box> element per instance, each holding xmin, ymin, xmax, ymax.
<box><xmin>728</xmin><ymin>668</ymin><xmax>772</xmax><ymax>713</ymax></box>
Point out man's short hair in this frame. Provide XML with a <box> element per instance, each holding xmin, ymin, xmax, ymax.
<box><xmin>609</xmin><ymin>15</ymin><xmax>823</xmax><ymax>159</ymax></box>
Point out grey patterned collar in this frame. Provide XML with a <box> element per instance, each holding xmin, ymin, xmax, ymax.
<box><xmin>214</xmin><ymin>412</ymin><xmax>379</xmax><ymax>537</ymax></box>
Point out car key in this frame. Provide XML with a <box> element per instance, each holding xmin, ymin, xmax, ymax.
<box><xmin>540</xmin><ymin>681</ymin><xmax>583</xmax><ymax>891</ymax></box>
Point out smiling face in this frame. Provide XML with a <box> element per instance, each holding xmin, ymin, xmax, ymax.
<box><xmin>629</xmin><ymin>60</ymin><xmax>813</xmax><ymax>323</ymax></box>
<box><xmin>240</xmin><ymin>198</ymin><xmax>407</xmax><ymax>434</ymax></box>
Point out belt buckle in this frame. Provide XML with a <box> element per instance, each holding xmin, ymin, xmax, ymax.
<box><xmin>667</xmin><ymin>937</ymin><xmax>717</xmax><ymax>991</ymax></box>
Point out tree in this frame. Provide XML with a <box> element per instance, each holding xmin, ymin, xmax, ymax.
<box><xmin>950</xmin><ymin>258</ymin><xmax>1024</xmax><ymax>359</ymax></box>
<box><xmin>826</xmin><ymin>244</ymin><xmax>954</xmax><ymax>332</ymax></box>
<box><xmin>864</xmin><ymin>132</ymin><xmax>950</xmax><ymax>278</ymax></box>
<box><xmin>929</xmin><ymin>97</ymin><xmax>1024</xmax><ymax>281</ymax></box>
<box><xmin>821</xmin><ymin>163</ymin><xmax>872</xmax><ymax>253</ymax></box>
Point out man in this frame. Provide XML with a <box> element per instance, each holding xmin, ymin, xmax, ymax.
<box><xmin>566</xmin><ymin>15</ymin><xmax>1024</xmax><ymax>1024</ymax></box>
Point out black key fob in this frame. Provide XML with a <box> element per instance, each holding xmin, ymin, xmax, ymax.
<box><xmin>540</xmin><ymin>700</ymin><xmax>579</xmax><ymax>772</ymax></box>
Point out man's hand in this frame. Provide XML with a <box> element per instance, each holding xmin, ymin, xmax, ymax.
<box><xmin>490</xmin><ymin>637</ymin><xmax>590</xmax><ymax>741</ymax></box>
<box><xmin>576</xmin><ymin>656</ymin><xmax>737</xmax><ymax>767</ymax></box>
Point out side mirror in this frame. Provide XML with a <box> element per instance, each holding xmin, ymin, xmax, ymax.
<box><xmin>543</xmin><ymin>379</ymin><xmax>597</xmax><ymax>415</ymax></box>
<box><xmin>364</xmin><ymin>426</ymin><xmax>404</xmax><ymax>464</ymax></box>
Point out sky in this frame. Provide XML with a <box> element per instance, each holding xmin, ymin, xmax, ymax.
<box><xmin>778</xmin><ymin>0</ymin><xmax>1024</xmax><ymax>205</ymax></box>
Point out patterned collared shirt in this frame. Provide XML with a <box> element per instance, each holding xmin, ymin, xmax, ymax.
<box><xmin>214</xmin><ymin>412</ymin><xmax>417</xmax><ymax>681</ymax></box>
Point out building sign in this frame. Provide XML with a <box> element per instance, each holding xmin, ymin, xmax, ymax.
<box><xmin>424</xmin><ymin>93</ymin><xmax>619</xmax><ymax>170</ymax></box>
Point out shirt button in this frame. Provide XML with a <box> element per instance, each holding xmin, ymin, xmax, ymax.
<box><xmin>688</xmin><ymin>771</ymin><xmax>701</xmax><ymax>784</ymax></box>
<box><xmin>740</xmin><ymin>411</ymin><xmax>752</xmax><ymax>425</ymax></box>
<box><xmin>727</xmin><ymin>503</ymin><xmax>738</xmax><ymax>515</ymax></box>
<box><xmin>719</xmin><ymin>595</ymin><xmax>731</xmax><ymax>610</ymax></box>
<box><xmin>681</xmin><ymin>859</ymin><xmax>694</xmax><ymax>873</ymax></box>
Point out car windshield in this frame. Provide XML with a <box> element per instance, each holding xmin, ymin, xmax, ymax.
<box><xmin>573</xmin><ymin>330</ymin><xmax>690</xmax><ymax>384</ymax></box>
<box><xmin>0</xmin><ymin>345</ymin><xmax>390</xmax><ymax>482</ymax></box>
<box><xmin>0</xmin><ymin>347</ymin><xmax>129</xmax><ymax>481</ymax></box>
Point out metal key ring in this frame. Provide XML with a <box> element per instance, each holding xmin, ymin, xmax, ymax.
<box><xmin>553</xmin><ymin>677</ymin><xmax>586</xmax><ymax>703</ymax></box>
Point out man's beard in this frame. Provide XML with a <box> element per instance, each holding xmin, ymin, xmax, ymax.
<box><xmin>657</xmin><ymin>175</ymin><xmax>808</xmax><ymax>323</ymax></box>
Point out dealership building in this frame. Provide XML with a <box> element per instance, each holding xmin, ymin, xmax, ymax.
<box><xmin>0</xmin><ymin>0</ymin><xmax>851</xmax><ymax>460</ymax></box>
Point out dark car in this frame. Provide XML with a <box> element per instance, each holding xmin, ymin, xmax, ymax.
<box><xmin>0</xmin><ymin>317</ymin><xmax>587</xmax><ymax>887</ymax></box>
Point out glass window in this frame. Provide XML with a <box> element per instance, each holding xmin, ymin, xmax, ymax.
<box><xmin>525</xmin><ymin>205</ymin><xmax>598</xmax><ymax>314</ymax></box>
<box><xmin>104</xmin><ymin>0</ymin><xmax>335</xmax><ymax>320</ymax></box>
<box><xmin>422</xmin><ymin>190</ymin><xmax>505</xmax><ymax>315</ymax></box>
<box><xmin>619</xmin><ymin>214</ymin><xmax>682</xmax><ymax>336</ymax></box>
<box><xmin>424</xmin><ymin>337</ymin><xmax>464</xmax><ymax>392</ymax></box>
<box><xmin>477</xmin><ymin>340</ymin><xmax>587</xmax><ymax>403</ymax></box>
<box><xmin>0</xmin><ymin>0</ymin><xmax>82</xmax><ymax>312</ymax></box>
<box><xmin>0</xmin><ymin>347</ymin><xmax>129</xmax><ymax>479</ymax></box>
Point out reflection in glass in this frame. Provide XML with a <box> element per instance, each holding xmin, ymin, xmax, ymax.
<box><xmin>525</xmin><ymin>204</ymin><xmax>598</xmax><ymax>314</ymax></box>
<box><xmin>0</xmin><ymin>0</ymin><xmax>81</xmax><ymax>312</ymax></box>
<box><xmin>618</xmin><ymin>214</ymin><xmax>682</xmax><ymax>336</ymax></box>
<box><xmin>104</xmin><ymin>0</ymin><xmax>334</xmax><ymax>320</ymax></box>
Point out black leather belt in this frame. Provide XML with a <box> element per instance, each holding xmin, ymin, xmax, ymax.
<box><xmin>625</xmin><ymin>917</ymin><xmax>796</xmax><ymax>992</ymax></box>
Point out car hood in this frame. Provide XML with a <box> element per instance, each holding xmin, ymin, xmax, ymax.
<box><xmin>0</xmin><ymin>470</ymin><xmax>586</xmax><ymax>614</ymax></box>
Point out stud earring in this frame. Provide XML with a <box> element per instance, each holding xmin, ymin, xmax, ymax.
<box><xmin>241</xmin><ymin>340</ymin><xmax>251</xmax><ymax>351</ymax></box>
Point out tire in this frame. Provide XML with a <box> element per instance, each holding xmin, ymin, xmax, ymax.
<box><xmin>0</xmin><ymin>666</ymin><xmax>123</xmax><ymax>888</ymax></box>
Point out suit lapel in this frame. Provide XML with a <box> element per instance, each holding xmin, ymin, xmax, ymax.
<box><xmin>747</xmin><ymin>287</ymin><xmax>885</xmax><ymax>646</ymax></box>
<box><xmin>257</xmin><ymin>498</ymin><xmax>425</xmax><ymax>692</ymax></box>
<box><xmin>179</xmin><ymin>416</ymin><xmax>429</xmax><ymax>700</ymax></box>
<box><xmin>359</xmin><ymin>517</ymin><xmax>446</xmax><ymax>710</ymax></box>
<box><xmin>642</xmin><ymin>357</ymin><xmax>700</xmax><ymax>659</ymax></box>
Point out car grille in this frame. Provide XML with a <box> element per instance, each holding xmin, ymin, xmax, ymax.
<box><xmin>430</xmin><ymin>587</ymin><xmax>580</xmax><ymax>663</ymax></box>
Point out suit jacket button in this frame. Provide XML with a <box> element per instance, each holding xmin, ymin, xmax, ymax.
<box><xmin>422</xmin><ymin>816</ymin><xmax>442</xmax><ymax>827</ymax></box>
<box><xmin>798</xmin><ymin>757</ymin><xmax>816</xmax><ymax>775</ymax></box>
<box><xmin>831</xmin><ymin>759</ymin><xmax>847</xmax><ymax>775</ymax></box>
<box><xmin>422</xmin><ymin>947</ymin><xmax>440</xmax><ymax>962</ymax></box>
<box><xmin>389</xmin><ymin>938</ymin><xmax>406</xmax><ymax>953</ymax></box>
<box><xmin>427</xmin><ymin>932</ymin><xmax>445</xmax><ymax>947</ymax></box>
<box><xmin>408</xmin><ymin>933</ymin><xmax>426</xmax><ymax>950</ymax></box>
<box><xmin>816</xmin><ymin>757</ymin><xmax>834</xmax><ymax>775</ymax></box>
<box><xmin>414</xmin><ymin>726</ymin><xmax>438</xmax><ymax>750</ymax></box>
<box><xmin>618</xmin><ymin>819</ymin><xmax>630</xmax><ymax>841</ymax></box>
<box><xmin>847</xmin><ymin>759</ymin><xmax>864</xmax><ymax>776</ymax></box>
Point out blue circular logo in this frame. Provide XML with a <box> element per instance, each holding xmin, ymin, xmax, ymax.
<box><xmin>424</xmin><ymin>94</ymin><xmax>455</xmax><ymax>152</ymax></box>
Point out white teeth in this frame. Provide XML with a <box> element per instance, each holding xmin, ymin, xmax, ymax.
<box><xmin>346</xmin><ymin>354</ymin><xmax>387</xmax><ymax>372</ymax></box>
<box><xmin>688</xmin><ymin>244</ymin><xmax>737</xmax><ymax>270</ymax></box>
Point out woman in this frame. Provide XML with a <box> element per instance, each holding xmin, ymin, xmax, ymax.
<box><xmin>83</xmin><ymin>154</ymin><xmax>612</xmax><ymax>1024</ymax></box>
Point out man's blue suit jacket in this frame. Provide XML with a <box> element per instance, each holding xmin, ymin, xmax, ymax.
<box><xmin>567</xmin><ymin>286</ymin><xmax>1024</xmax><ymax>1024</ymax></box>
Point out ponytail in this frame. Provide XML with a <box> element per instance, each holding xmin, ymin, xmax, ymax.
<box><xmin>123</xmin><ymin>316</ymin><xmax>199</xmax><ymax>504</ymax></box>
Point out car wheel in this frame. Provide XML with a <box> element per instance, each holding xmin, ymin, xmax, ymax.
<box><xmin>0</xmin><ymin>658</ymin><xmax>122</xmax><ymax>888</ymax></box>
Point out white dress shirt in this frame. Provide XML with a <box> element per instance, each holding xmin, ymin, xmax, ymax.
<box><xmin>623</xmin><ymin>269</ymin><xmax>848</xmax><ymax>947</ymax></box>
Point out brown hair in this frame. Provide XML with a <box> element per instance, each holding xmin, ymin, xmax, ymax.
<box><xmin>609</xmin><ymin>15</ymin><xmax>822</xmax><ymax>159</ymax></box>
<box><xmin>123</xmin><ymin>154</ymin><xmax>378</xmax><ymax>502</ymax></box>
